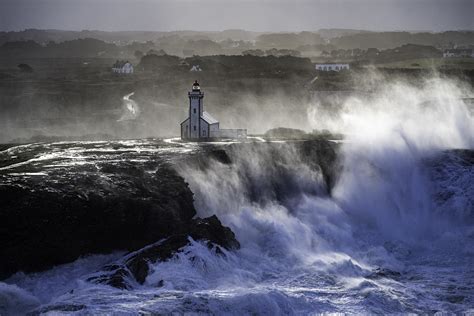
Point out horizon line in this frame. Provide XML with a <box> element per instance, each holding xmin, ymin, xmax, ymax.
<box><xmin>1</xmin><ymin>28</ymin><xmax>474</xmax><ymax>34</ymax></box>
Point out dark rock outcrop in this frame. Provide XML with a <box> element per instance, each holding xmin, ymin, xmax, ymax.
<box><xmin>177</xmin><ymin>140</ymin><xmax>340</xmax><ymax>226</ymax></box>
<box><xmin>299</xmin><ymin>139</ymin><xmax>340</xmax><ymax>193</ymax></box>
<box><xmin>367</xmin><ymin>268</ymin><xmax>402</xmax><ymax>280</ymax></box>
<box><xmin>236</xmin><ymin>139</ymin><xmax>338</xmax><ymax>198</ymax></box>
<box><xmin>0</xmin><ymin>161</ymin><xmax>196</xmax><ymax>279</ymax></box>
<box><xmin>182</xmin><ymin>148</ymin><xmax>233</xmax><ymax>171</ymax></box>
<box><xmin>88</xmin><ymin>215</ymin><xmax>239</xmax><ymax>289</ymax></box>
<box><xmin>207</xmin><ymin>149</ymin><xmax>232</xmax><ymax>165</ymax></box>
<box><xmin>0</xmin><ymin>138</ymin><xmax>338</xmax><ymax>281</ymax></box>
<box><xmin>264</xmin><ymin>127</ymin><xmax>307</xmax><ymax>139</ymax></box>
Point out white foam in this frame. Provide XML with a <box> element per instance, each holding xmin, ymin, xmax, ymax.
<box><xmin>3</xmin><ymin>76</ymin><xmax>473</xmax><ymax>313</ymax></box>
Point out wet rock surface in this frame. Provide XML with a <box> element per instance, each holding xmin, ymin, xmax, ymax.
<box><xmin>367</xmin><ymin>268</ymin><xmax>402</xmax><ymax>280</ymax></box>
<box><xmin>0</xmin><ymin>161</ymin><xmax>195</xmax><ymax>279</ymax></box>
<box><xmin>0</xmin><ymin>140</ymin><xmax>199</xmax><ymax>279</ymax></box>
<box><xmin>0</xmin><ymin>139</ymin><xmax>338</xmax><ymax>280</ymax></box>
<box><xmin>183</xmin><ymin>140</ymin><xmax>340</xmax><ymax>202</ymax></box>
<box><xmin>88</xmin><ymin>215</ymin><xmax>239</xmax><ymax>289</ymax></box>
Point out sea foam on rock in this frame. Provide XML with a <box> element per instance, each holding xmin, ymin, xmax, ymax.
<box><xmin>0</xmin><ymin>139</ymin><xmax>338</xmax><ymax>288</ymax></box>
<box><xmin>87</xmin><ymin>215</ymin><xmax>239</xmax><ymax>289</ymax></box>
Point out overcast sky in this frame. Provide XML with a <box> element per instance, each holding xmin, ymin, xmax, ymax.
<box><xmin>1</xmin><ymin>0</ymin><xmax>473</xmax><ymax>32</ymax></box>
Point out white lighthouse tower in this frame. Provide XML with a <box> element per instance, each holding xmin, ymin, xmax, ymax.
<box><xmin>180</xmin><ymin>80</ymin><xmax>219</xmax><ymax>140</ymax></box>
<box><xmin>180</xmin><ymin>81</ymin><xmax>247</xmax><ymax>141</ymax></box>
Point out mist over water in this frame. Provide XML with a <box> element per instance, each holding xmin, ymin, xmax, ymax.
<box><xmin>186</xmin><ymin>76</ymin><xmax>474</xmax><ymax>246</ymax></box>
<box><xmin>1</xmin><ymin>75</ymin><xmax>473</xmax><ymax>314</ymax></box>
<box><xmin>118</xmin><ymin>92</ymin><xmax>140</xmax><ymax>122</ymax></box>
<box><xmin>173</xmin><ymin>76</ymin><xmax>474</xmax><ymax>312</ymax></box>
<box><xmin>318</xmin><ymin>77</ymin><xmax>474</xmax><ymax>241</ymax></box>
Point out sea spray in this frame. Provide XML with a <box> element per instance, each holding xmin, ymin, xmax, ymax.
<box><xmin>322</xmin><ymin>77</ymin><xmax>474</xmax><ymax>242</ymax></box>
<box><xmin>1</xmin><ymin>75</ymin><xmax>473</xmax><ymax>314</ymax></box>
<box><xmin>170</xmin><ymin>75</ymin><xmax>474</xmax><ymax>312</ymax></box>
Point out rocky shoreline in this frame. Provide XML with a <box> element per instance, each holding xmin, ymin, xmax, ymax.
<box><xmin>0</xmin><ymin>139</ymin><xmax>339</xmax><ymax>282</ymax></box>
<box><xmin>87</xmin><ymin>215</ymin><xmax>239</xmax><ymax>289</ymax></box>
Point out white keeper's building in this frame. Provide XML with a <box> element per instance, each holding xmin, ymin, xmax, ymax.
<box><xmin>315</xmin><ymin>63</ymin><xmax>350</xmax><ymax>72</ymax></box>
<box><xmin>112</xmin><ymin>60</ymin><xmax>134</xmax><ymax>74</ymax></box>
<box><xmin>180</xmin><ymin>81</ymin><xmax>247</xmax><ymax>140</ymax></box>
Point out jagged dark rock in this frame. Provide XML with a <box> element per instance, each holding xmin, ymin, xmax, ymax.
<box><xmin>208</xmin><ymin>149</ymin><xmax>232</xmax><ymax>164</ymax></box>
<box><xmin>264</xmin><ymin>127</ymin><xmax>307</xmax><ymax>139</ymax></box>
<box><xmin>367</xmin><ymin>268</ymin><xmax>402</xmax><ymax>280</ymax></box>
<box><xmin>445</xmin><ymin>295</ymin><xmax>465</xmax><ymax>304</ymax></box>
<box><xmin>0</xmin><ymin>139</ymin><xmax>337</xmax><ymax>281</ymax></box>
<box><xmin>299</xmin><ymin>139</ymin><xmax>340</xmax><ymax>194</ymax></box>
<box><xmin>88</xmin><ymin>215</ymin><xmax>239</xmax><ymax>289</ymax></box>
<box><xmin>211</xmin><ymin>140</ymin><xmax>340</xmax><ymax>205</ymax></box>
<box><xmin>182</xmin><ymin>148</ymin><xmax>233</xmax><ymax>171</ymax></box>
<box><xmin>0</xmin><ymin>161</ymin><xmax>196</xmax><ymax>279</ymax></box>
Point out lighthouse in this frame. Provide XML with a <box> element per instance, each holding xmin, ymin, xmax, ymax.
<box><xmin>180</xmin><ymin>81</ymin><xmax>247</xmax><ymax>141</ymax></box>
<box><xmin>180</xmin><ymin>80</ymin><xmax>219</xmax><ymax>140</ymax></box>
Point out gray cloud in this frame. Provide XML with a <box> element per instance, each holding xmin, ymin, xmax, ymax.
<box><xmin>0</xmin><ymin>0</ymin><xmax>473</xmax><ymax>32</ymax></box>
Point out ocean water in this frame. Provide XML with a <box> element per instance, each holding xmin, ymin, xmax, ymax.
<box><xmin>1</xmin><ymin>78</ymin><xmax>474</xmax><ymax>315</ymax></box>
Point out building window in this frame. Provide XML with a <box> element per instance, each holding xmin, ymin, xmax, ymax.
<box><xmin>194</xmin><ymin>126</ymin><xmax>196</xmax><ymax>131</ymax></box>
<box><xmin>193</xmin><ymin>108</ymin><xmax>196</xmax><ymax>113</ymax></box>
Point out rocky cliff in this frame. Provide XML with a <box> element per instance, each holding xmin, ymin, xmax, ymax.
<box><xmin>0</xmin><ymin>139</ymin><xmax>338</xmax><ymax>281</ymax></box>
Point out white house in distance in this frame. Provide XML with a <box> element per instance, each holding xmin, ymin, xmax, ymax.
<box><xmin>181</xmin><ymin>81</ymin><xmax>247</xmax><ymax>140</ymax></box>
<box><xmin>315</xmin><ymin>63</ymin><xmax>350</xmax><ymax>72</ymax></box>
<box><xmin>112</xmin><ymin>60</ymin><xmax>134</xmax><ymax>74</ymax></box>
<box><xmin>190</xmin><ymin>65</ymin><xmax>203</xmax><ymax>72</ymax></box>
<box><xmin>443</xmin><ymin>49</ymin><xmax>473</xmax><ymax>58</ymax></box>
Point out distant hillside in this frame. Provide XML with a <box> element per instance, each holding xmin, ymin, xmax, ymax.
<box><xmin>317</xmin><ymin>28</ymin><xmax>371</xmax><ymax>39</ymax></box>
<box><xmin>0</xmin><ymin>38</ymin><xmax>119</xmax><ymax>58</ymax></box>
<box><xmin>331</xmin><ymin>31</ymin><xmax>474</xmax><ymax>49</ymax></box>
<box><xmin>0</xmin><ymin>29</ymin><xmax>262</xmax><ymax>46</ymax></box>
<box><xmin>255</xmin><ymin>32</ymin><xmax>324</xmax><ymax>49</ymax></box>
<box><xmin>0</xmin><ymin>29</ymin><xmax>473</xmax><ymax>59</ymax></box>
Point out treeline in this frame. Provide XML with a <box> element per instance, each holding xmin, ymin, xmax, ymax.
<box><xmin>242</xmin><ymin>49</ymin><xmax>302</xmax><ymax>57</ymax></box>
<box><xmin>0</xmin><ymin>37</ymin><xmax>255</xmax><ymax>59</ymax></box>
<box><xmin>1</xmin><ymin>29</ymin><xmax>473</xmax><ymax>59</ymax></box>
<box><xmin>319</xmin><ymin>44</ymin><xmax>442</xmax><ymax>62</ymax></box>
<box><xmin>137</xmin><ymin>54</ymin><xmax>314</xmax><ymax>79</ymax></box>
<box><xmin>332</xmin><ymin>31</ymin><xmax>474</xmax><ymax>49</ymax></box>
<box><xmin>0</xmin><ymin>29</ymin><xmax>262</xmax><ymax>46</ymax></box>
<box><xmin>185</xmin><ymin>55</ymin><xmax>313</xmax><ymax>75</ymax></box>
<box><xmin>0</xmin><ymin>38</ymin><xmax>119</xmax><ymax>58</ymax></box>
<box><xmin>135</xmin><ymin>30</ymin><xmax>474</xmax><ymax>56</ymax></box>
